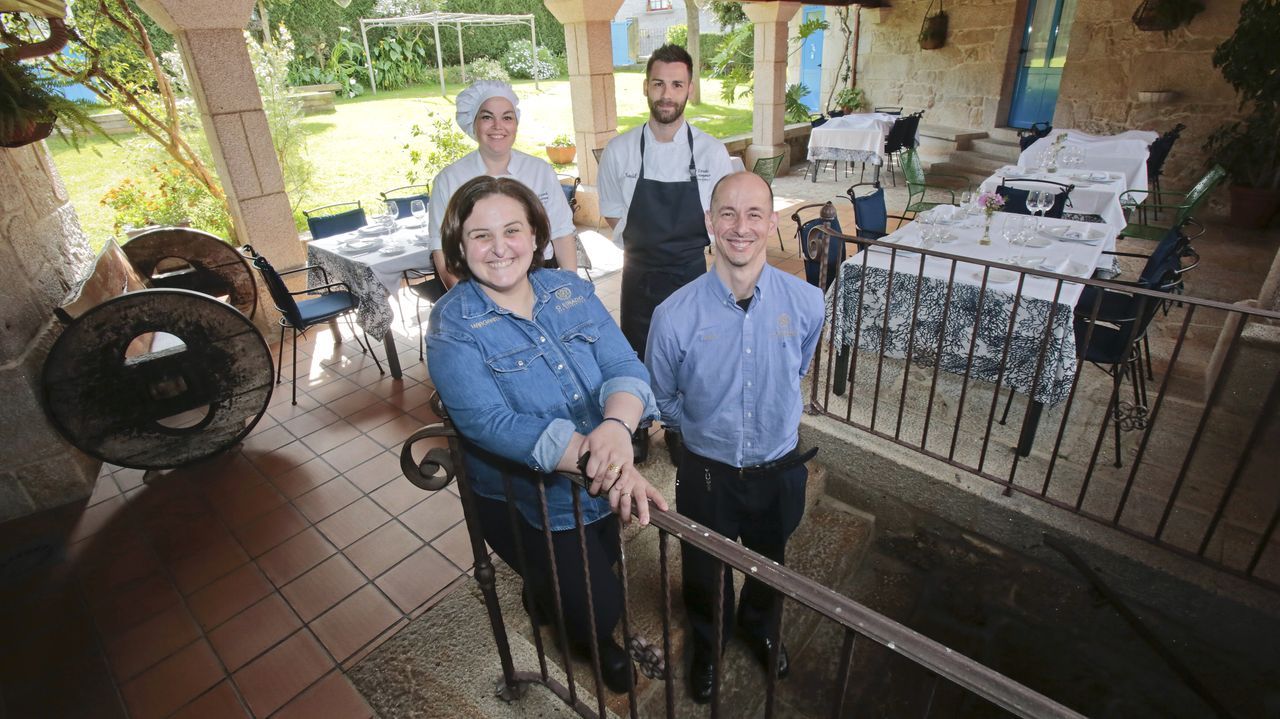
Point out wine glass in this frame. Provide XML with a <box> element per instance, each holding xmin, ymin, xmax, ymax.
<box><xmin>410</xmin><ymin>199</ymin><xmax>427</xmax><ymax>226</ymax></box>
<box><xmin>1023</xmin><ymin>189</ymin><xmax>1041</xmax><ymax>220</ymax></box>
<box><xmin>1039</xmin><ymin>190</ymin><xmax>1055</xmax><ymax>221</ymax></box>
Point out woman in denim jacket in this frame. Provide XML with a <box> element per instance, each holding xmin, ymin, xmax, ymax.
<box><xmin>427</xmin><ymin>176</ymin><xmax>668</xmax><ymax>693</ymax></box>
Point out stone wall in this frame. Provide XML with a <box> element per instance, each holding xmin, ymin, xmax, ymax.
<box><xmin>0</xmin><ymin>142</ymin><xmax>101</xmax><ymax>523</ymax></box>
<box><xmin>853</xmin><ymin>0</ymin><xmax>1247</xmax><ymax>190</ymax></box>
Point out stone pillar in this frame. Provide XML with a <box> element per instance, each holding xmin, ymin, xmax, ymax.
<box><xmin>0</xmin><ymin>144</ymin><xmax>101</xmax><ymax>522</ymax></box>
<box><xmin>744</xmin><ymin>2</ymin><xmax>801</xmax><ymax>174</ymax></box>
<box><xmin>136</xmin><ymin>0</ymin><xmax>303</xmax><ymax>268</ymax></box>
<box><xmin>545</xmin><ymin>0</ymin><xmax>622</xmax><ymax>188</ymax></box>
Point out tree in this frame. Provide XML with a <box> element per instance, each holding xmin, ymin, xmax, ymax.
<box><xmin>685</xmin><ymin>0</ymin><xmax>700</xmax><ymax>104</ymax></box>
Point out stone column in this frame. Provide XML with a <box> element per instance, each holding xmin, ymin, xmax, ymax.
<box><xmin>136</xmin><ymin>0</ymin><xmax>303</xmax><ymax>268</ymax></box>
<box><xmin>744</xmin><ymin>1</ymin><xmax>801</xmax><ymax>174</ymax></box>
<box><xmin>545</xmin><ymin>0</ymin><xmax>623</xmax><ymax>225</ymax></box>
<box><xmin>0</xmin><ymin>144</ymin><xmax>101</xmax><ymax>521</ymax></box>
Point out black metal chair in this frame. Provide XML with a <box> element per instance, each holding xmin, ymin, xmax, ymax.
<box><xmin>881</xmin><ymin>111</ymin><xmax>923</xmax><ymax>187</ymax></box>
<box><xmin>401</xmin><ymin>268</ymin><xmax>446</xmax><ymax>362</ymax></box>
<box><xmin>1145</xmin><ymin>123</ymin><xmax>1186</xmax><ymax>220</ymax></box>
<box><xmin>995</xmin><ymin>178</ymin><xmax>1076</xmax><ymax>219</ymax></box>
<box><xmin>304</xmin><ymin>202</ymin><xmax>366</xmax><ymax>240</ymax></box>
<box><xmin>791</xmin><ymin>201</ymin><xmax>855</xmax><ymax>290</ymax></box>
<box><xmin>242</xmin><ymin>245</ymin><xmax>383</xmax><ymax>404</ymax></box>
<box><xmin>750</xmin><ymin>153</ymin><xmax>787</xmax><ymax>249</ymax></box>
<box><xmin>557</xmin><ymin>174</ymin><xmax>581</xmax><ymax>214</ymax></box>
<box><xmin>873</xmin><ymin>105</ymin><xmax>903</xmax><ymax>115</ymax></box>
<box><xmin>1017</xmin><ymin>122</ymin><xmax>1053</xmax><ymax>152</ymax></box>
<box><xmin>845</xmin><ymin>181</ymin><xmax>889</xmax><ymax>240</ymax></box>
<box><xmin>380</xmin><ymin>184</ymin><xmax>431</xmax><ymax>218</ymax></box>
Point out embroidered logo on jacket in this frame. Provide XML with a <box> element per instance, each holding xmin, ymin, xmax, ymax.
<box><xmin>470</xmin><ymin>316</ymin><xmax>500</xmax><ymax>329</ymax></box>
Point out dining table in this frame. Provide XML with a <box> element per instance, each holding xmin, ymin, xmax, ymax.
<box><xmin>1018</xmin><ymin>130</ymin><xmax>1152</xmax><ymax>190</ymax></box>
<box><xmin>306</xmin><ymin>218</ymin><xmax>434</xmax><ymax>379</ymax></box>
<box><xmin>828</xmin><ymin>209</ymin><xmax>1111</xmax><ymax>454</ymax></box>
<box><xmin>979</xmin><ymin>165</ymin><xmax>1136</xmax><ymax>244</ymax></box>
<box><xmin>807</xmin><ymin>112</ymin><xmax>899</xmax><ymax>182</ymax></box>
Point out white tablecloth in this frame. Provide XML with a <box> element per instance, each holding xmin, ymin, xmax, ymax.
<box><xmin>981</xmin><ymin>166</ymin><xmax>1133</xmax><ymax>243</ymax></box>
<box><xmin>829</xmin><ymin>213</ymin><xmax>1109</xmax><ymax>405</ymax></box>
<box><xmin>808</xmin><ymin>113</ymin><xmax>896</xmax><ymax>167</ymax></box>
<box><xmin>1019</xmin><ymin>130</ymin><xmax>1151</xmax><ymax>190</ymax></box>
<box><xmin>306</xmin><ymin>219</ymin><xmax>433</xmax><ymax>337</ymax></box>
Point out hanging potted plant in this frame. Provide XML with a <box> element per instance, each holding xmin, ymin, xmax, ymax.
<box><xmin>1204</xmin><ymin>0</ymin><xmax>1280</xmax><ymax>229</ymax></box>
<box><xmin>918</xmin><ymin>0</ymin><xmax>948</xmax><ymax>50</ymax></box>
<box><xmin>545</xmin><ymin>133</ymin><xmax>576</xmax><ymax>166</ymax></box>
<box><xmin>1132</xmin><ymin>0</ymin><xmax>1205</xmax><ymax>35</ymax></box>
<box><xmin>1</xmin><ymin>18</ymin><xmax>101</xmax><ymax>150</ymax></box>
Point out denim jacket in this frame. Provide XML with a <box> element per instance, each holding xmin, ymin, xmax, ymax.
<box><xmin>426</xmin><ymin>269</ymin><xmax>657</xmax><ymax>531</ymax></box>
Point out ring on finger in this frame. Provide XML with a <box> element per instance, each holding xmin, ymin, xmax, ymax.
<box><xmin>606</xmin><ymin>463</ymin><xmax>622</xmax><ymax>476</ymax></box>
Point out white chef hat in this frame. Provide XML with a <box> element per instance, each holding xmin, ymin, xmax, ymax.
<box><xmin>455</xmin><ymin>80</ymin><xmax>521</xmax><ymax>139</ymax></box>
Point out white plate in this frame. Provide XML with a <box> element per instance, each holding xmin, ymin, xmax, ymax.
<box><xmin>1022</xmin><ymin>235</ymin><xmax>1053</xmax><ymax>248</ymax></box>
<box><xmin>1040</xmin><ymin>225</ymin><xmax>1096</xmax><ymax>244</ymax></box>
<box><xmin>378</xmin><ymin>245</ymin><xmax>405</xmax><ymax>256</ymax></box>
<box><xmin>339</xmin><ymin>239</ymin><xmax>381</xmax><ymax>253</ymax></box>
<box><xmin>400</xmin><ymin>218</ymin><xmax>425</xmax><ymax>228</ymax></box>
<box><xmin>356</xmin><ymin>225</ymin><xmax>384</xmax><ymax>237</ymax></box>
<box><xmin>976</xmin><ymin>269</ymin><xmax>1019</xmax><ymax>285</ymax></box>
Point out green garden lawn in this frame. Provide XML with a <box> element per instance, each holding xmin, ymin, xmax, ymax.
<box><xmin>49</xmin><ymin>70</ymin><xmax>753</xmax><ymax>247</ymax></box>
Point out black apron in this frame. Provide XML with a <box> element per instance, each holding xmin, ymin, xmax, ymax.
<box><xmin>620</xmin><ymin>124</ymin><xmax>710</xmax><ymax>359</ymax></box>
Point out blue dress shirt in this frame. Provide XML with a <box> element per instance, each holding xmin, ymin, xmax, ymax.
<box><xmin>427</xmin><ymin>269</ymin><xmax>658</xmax><ymax>531</ymax></box>
<box><xmin>645</xmin><ymin>265</ymin><xmax>825</xmax><ymax>468</ymax></box>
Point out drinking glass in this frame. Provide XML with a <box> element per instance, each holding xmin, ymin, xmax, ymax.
<box><xmin>1023</xmin><ymin>189</ymin><xmax>1041</xmax><ymax>219</ymax></box>
<box><xmin>410</xmin><ymin>199</ymin><xmax>427</xmax><ymax>225</ymax></box>
<box><xmin>1039</xmin><ymin>191</ymin><xmax>1055</xmax><ymax>220</ymax></box>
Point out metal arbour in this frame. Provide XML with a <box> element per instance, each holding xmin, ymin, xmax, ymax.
<box><xmin>400</xmin><ymin>396</ymin><xmax>1087</xmax><ymax>719</ymax></box>
<box><xmin>357</xmin><ymin>11</ymin><xmax>539</xmax><ymax>96</ymax></box>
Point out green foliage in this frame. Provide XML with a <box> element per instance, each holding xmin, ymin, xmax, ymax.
<box><xmin>709</xmin><ymin>1</ymin><xmax>747</xmax><ymax>28</ymax></box>
<box><xmin>784</xmin><ymin>83</ymin><xmax>812</xmax><ymax>123</ymax></box>
<box><xmin>403</xmin><ymin>111</ymin><xmax>473</xmax><ymax>184</ymax></box>
<box><xmin>832</xmin><ymin>86</ymin><xmax>866</xmax><ymax>112</ymax></box>
<box><xmin>99</xmin><ymin>162</ymin><xmax>230</xmax><ymax>236</ymax></box>
<box><xmin>1205</xmin><ymin>0</ymin><xmax>1280</xmax><ymax>189</ymax></box>
<box><xmin>666</xmin><ymin>24</ymin><xmax>687</xmax><ymax>47</ymax></box>
<box><xmin>501</xmin><ymin>38</ymin><xmax>557</xmax><ymax>80</ymax></box>
<box><xmin>0</xmin><ymin>57</ymin><xmax>104</xmax><ymax>148</ymax></box>
<box><xmin>469</xmin><ymin>57</ymin><xmax>509</xmax><ymax>82</ymax></box>
<box><xmin>548</xmin><ymin>133</ymin><xmax>574</xmax><ymax>148</ymax></box>
<box><xmin>710</xmin><ymin>23</ymin><xmax>754</xmax><ymax>103</ymax></box>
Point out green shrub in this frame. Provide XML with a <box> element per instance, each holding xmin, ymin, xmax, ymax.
<box><xmin>501</xmin><ymin>39</ymin><xmax>558</xmax><ymax>80</ymax></box>
<box><xmin>469</xmin><ymin>57</ymin><xmax>510</xmax><ymax>82</ymax></box>
<box><xmin>404</xmin><ymin>111</ymin><xmax>474</xmax><ymax>184</ymax></box>
<box><xmin>667</xmin><ymin>24</ymin><xmax>687</xmax><ymax>47</ymax></box>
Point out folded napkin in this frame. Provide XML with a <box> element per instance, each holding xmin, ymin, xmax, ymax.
<box><xmin>1041</xmin><ymin>227</ymin><xmax>1084</xmax><ymax>241</ymax></box>
<box><xmin>1039</xmin><ymin>257</ymin><xmax>1070</xmax><ymax>274</ymax></box>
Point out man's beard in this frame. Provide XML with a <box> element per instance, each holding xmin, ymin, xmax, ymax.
<box><xmin>649</xmin><ymin>97</ymin><xmax>686</xmax><ymax>125</ymax></box>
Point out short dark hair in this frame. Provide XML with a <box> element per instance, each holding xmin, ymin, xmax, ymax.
<box><xmin>646</xmin><ymin>44</ymin><xmax>694</xmax><ymax>80</ymax></box>
<box><xmin>440</xmin><ymin>176</ymin><xmax>549</xmax><ymax>282</ymax></box>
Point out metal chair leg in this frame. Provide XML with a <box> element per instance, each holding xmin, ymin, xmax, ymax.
<box><xmin>291</xmin><ymin>327</ymin><xmax>299</xmax><ymax>405</ymax></box>
<box><xmin>276</xmin><ymin>324</ymin><xmax>286</xmax><ymax>386</ymax></box>
<box><xmin>416</xmin><ymin>295</ymin><xmax>425</xmax><ymax>362</ymax></box>
<box><xmin>999</xmin><ymin>384</ymin><xmax>1017</xmax><ymax>425</ymax></box>
<box><xmin>360</xmin><ymin>332</ymin><xmax>386</xmax><ymax>375</ymax></box>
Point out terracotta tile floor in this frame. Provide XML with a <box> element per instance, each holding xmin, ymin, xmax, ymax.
<box><xmin>0</xmin><ymin>213</ymin><xmax>816</xmax><ymax>717</ymax></box>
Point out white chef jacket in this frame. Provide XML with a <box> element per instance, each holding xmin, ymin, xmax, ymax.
<box><xmin>598</xmin><ymin>120</ymin><xmax>733</xmax><ymax>245</ymax></box>
<box><xmin>427</xmin><ymin>149</ymin><xmax>576</xmax><ymax>262</ymax></box>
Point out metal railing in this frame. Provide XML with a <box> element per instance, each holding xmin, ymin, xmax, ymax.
<box><xmin>400</xmin><ymin>398</ymin><xmax>1087</xmax><ymax>719</ymax></box>
<box><xmin>802</xmin><ymin>223</ymin><xmax>1280</xmax><ymax>590</ymax></box>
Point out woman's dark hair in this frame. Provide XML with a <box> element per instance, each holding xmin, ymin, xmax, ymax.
<box><xmin>440</xmin><ymin>176</ymin><xmax>550</xmax><ymax>281</ymax></box>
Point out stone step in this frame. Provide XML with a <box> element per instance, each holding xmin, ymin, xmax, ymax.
<box><xmin>987</xmin><ymin>127</ymin><xmax>1024</xmax><ymax>144</ymax></box>
<box><xmin>970</xmin><ymin>137</ymin><xmax>1022</xmax><ymax>162</ymax></box>
<box><xmin>917</xmin><ymin>124</ymin><xmax>988</xmax><ymax>164</ymax></box>
<box><xmin>942</xmin><ymin>149</ymin><xmax>1014</xmax><ymax>177</ymax></box>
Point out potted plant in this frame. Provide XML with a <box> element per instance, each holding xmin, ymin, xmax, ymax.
<box><xmin>545</xmin><ymin>133</ymin><xmax>576</xmax><ymax>165</ymax></box>
<box><xmin>1</xmin><ymin>30</ymin><xmax>101</xmax><ymax>149</ymax></box>
<box><xmin>1132</xmin><ymin>0</ymin><xmax>1205</xmax><ymax>35</ymax></box>
<box><xmin>1204</xmin><ymin>0</ymin><xmax>1280</xmax><ymax>229</ymax></box>
<box><xmin>831</xmin><ymin>86</ymin><xmax>866</xmax><ymax>115</ymax></box>
<box><xmin>918</xmin><ymin>1</ymin><xmax>948</xmax><ymax>50</ymax></box>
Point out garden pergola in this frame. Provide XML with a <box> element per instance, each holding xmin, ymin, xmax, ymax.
<box><xmin>357</xmin><ymin>10</ymin><xmax>538</xmax><ymax>97</ymax></box>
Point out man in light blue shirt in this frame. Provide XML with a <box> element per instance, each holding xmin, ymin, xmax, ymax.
<box><xmin>645</xmin><ymin>171</ymin><xmax>825</xmax><ymax>703</ymax></box>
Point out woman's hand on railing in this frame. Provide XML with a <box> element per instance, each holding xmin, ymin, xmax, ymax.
<box><xmin>609</xmin><ymin>465</ymin><xmax>668</xmax><ymax>526</ymax></box>
<box><xmin>580</xmin><ymin>419</ymin><xmax>634</xmax><ymax>488</ymax></box>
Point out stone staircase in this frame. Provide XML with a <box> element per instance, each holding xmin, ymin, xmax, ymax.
<box><xmin>348</xmin><ymin>438</ymin><xmax>880</xmax><ymax>718</ymax></box>
<box><xmin>926</xmin><ymin>127</ymin><xmax>1023</xmax><ymax>187</ymax></box>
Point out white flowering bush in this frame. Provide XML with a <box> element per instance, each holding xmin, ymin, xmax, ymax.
<box><xmin>469</xmin><ymin>57</ymin><xmax>510</xmax><ymax>83</ymax></box>
<box><xmin>501</xmin><ymin>39</ymin><xmax>557</xmax><ymax>80</ymax></box>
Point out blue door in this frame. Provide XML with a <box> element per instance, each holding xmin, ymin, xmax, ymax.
<box><xmin>1008</xmin><ymin>0</ymin><xmax>1078</xmax><ymax>129</ymax></box>
<box><xmin>611</xmin><ymin>20</ymin><xmax>633</xmax><ymax>66</ymax></box>
<box><xmin>799</xmin><ymin>6</ymin><xmax>825</xmax><ymax>113</ymax></box>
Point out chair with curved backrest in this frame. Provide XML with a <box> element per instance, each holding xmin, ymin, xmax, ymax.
<box><xmin>557</xmin><ymin>174</ymin><xmax>581</xmax><ymax>215</ymax></box>
<box><xmin>995</xmin><ymin>178</ymin><xmax>1076</xmax><ymax>219</ymax></box>
<box><xmin>901</xmin><ymin>148</ymin><xmax>970</xmax><ymax>220</ymax></box>
<box><xmin>380</xmin><ymin>184</ymin><xmax>431</xmax><ymax>219</ymax></box>
<box><xmin>402</xmin><ymin>267</ymin><xmax>445</xmax><ymax>361</ymax></box>
<box><xmin>1119</xmin><ymin>164</ymin><xmax>1226</xmax><ymax>242</ymax></box>
<box><xmin>844</xmin><ymin>181</ymin><xmax>889</xmax><ymax>240</ymax></box>
<box><xmin>1144</xmin><ymin>123</ymin><xmax>1187</xmax><ymax>220</ymax></box>
<box><xmin>304</xmin><ymin>202</ymin><xmax>366</xmax><ymax>240</ymax></box>
<box><xmin>241</xmin><ymin>245</ymin><xmax>383</xmax><ymax>404</ymax></box>
<box><xmin>791</xmin><ymin>201</ymin><xmax>851</xmax><ymax>290</ymax></box>
<box><xmin>750</xmin><ymin>153</ymin><xmax>787</xmax><ymax>249</ymax></box>
<box><xmin>873</xmin><ymin>106</ymin><xmax>903</xmax><ymax>115</ymax></box>
<box><xmin>1017</xmin><ymin>122</ymin><xmax>1053</xmax><ymax>152</ymax></box>
<box><xmin>882</xmin><ymin>111</ymin><xmax>923</xmax><ymax>187</ymax></box>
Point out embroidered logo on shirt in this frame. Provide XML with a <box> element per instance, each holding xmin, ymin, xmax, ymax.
<box><xmin>555</xmin><ymin>297</ymin><xmax>585</xmax><ymax>312</ymax></box>
<box><xmin>774</xmin><ymin>313</ymin><xmax>797</xmax><ymax>338</ymax></box>
<box><xmin>555</xmin><ymin>287</ymin><xmax>572</xmax><ymax>301</ymax></box>
<box><xmin>470</xmin><ymin>316</ymin><xmax>501</xmax><ymax>329</ymax></box>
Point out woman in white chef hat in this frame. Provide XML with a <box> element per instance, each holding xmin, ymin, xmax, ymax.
<box><xmin>427</xmin><ymin>80</ymin><xmax>577</xmax><ymax>289</ymax></box>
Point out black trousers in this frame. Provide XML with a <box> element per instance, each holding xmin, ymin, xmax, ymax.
<box><xmin>676</xmin><ymin>449</ymin><xmax>808</xmax><ymax>658</ymax></box>
<box><xmin>474</xmin><ymin>494</ymin><xmax>622</xmax><ymax>651</ymax></box>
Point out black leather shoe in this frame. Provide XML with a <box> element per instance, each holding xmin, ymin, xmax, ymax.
<box><xmin>598</xmin><ymin>640</ymin><xmax>635</xmax><ymax>694</ymax></box>
<box><xmin>631</xmin><ymin>427</ymin><xmax>650</xmax><ymax>464</ymax></box>
<box><xmin>742</xmin><ymin>635</ymin><xmax>790</xmax><ymax>679</ymax></box>
<box><xmin>689</xmin><ymin>655</ymin><xmax>714</xmax><ymax>704</ymax></box>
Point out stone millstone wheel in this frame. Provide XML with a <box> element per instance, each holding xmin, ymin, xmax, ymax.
<box><xmin>43</xmin><ymin>289</ymin><xmax>273</xmax><ymax>470</ymax></box>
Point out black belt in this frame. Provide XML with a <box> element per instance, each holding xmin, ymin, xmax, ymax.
<box><xmin>691</xmin><ymin>446</ymin><xmax>818</xmax><ymax>480</ymax></box>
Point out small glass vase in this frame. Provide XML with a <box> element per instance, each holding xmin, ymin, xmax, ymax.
<box><xmin>980</xmin><ymin>215</ymin><xmax>993</xmax><ymax>245</ymax></box>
